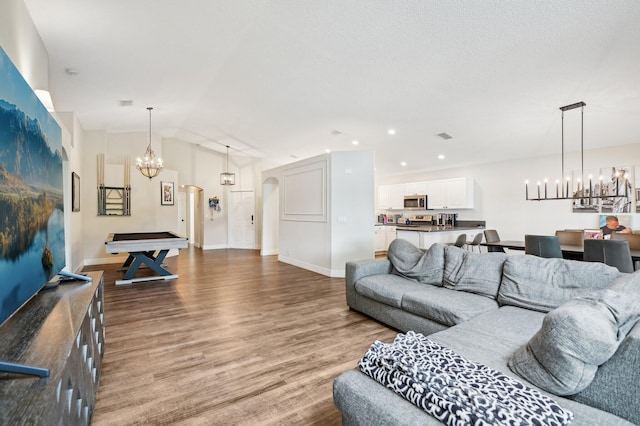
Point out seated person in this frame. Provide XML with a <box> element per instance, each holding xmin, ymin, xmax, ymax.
<box><xmin>600</xmin><ymin>215</ymin><xmax>632</xmax><ymax>236</ymax></box>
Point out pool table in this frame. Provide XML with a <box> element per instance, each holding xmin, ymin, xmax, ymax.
<box><xmin>105</xmin><ymin>231</ymin><xmax>188</xmax><ymax>285</ymax></box>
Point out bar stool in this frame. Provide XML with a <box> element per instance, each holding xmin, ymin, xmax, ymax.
<box><xmin>464</xmin><ymin>233</ymin><xmax>483</xmax><ymax>252</ymax></box>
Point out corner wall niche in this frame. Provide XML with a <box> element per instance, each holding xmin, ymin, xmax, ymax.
<box><xmin>97</xmin><ymin>154</ymin><xmax>131</xmax><ymax>216</ymax></box>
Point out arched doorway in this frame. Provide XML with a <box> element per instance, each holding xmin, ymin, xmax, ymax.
<box><xmin>179</xmin><ymin>185</ymin><xmax>204</xmax><ymax>248</ymax></box>
<box><xmin>261</xmin><ymin>177</ymin><xmax>279</xmax><ymax>256</ymax></box>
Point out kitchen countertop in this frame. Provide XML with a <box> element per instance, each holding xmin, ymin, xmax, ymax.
<box><xmin>376</xmin><ymin>223</ymin><xmax>485</xmax><ymax>232</ymax></box>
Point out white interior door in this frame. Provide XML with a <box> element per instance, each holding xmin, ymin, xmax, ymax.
<box><xmin>229</xmin><ymin>190</ymin><xmax>255</xmax><ymax>249</ymax></box>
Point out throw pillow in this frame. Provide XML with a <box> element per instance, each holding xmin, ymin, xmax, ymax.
<box><xmin>388</xmin><ymin>239</ymin><xmax>445</xmax><ymax>286</ymax></box>
<box><xmin>508</xmin><ymin>289</ymin><xmax>640</xmax><ymax>396</ymax></box>
<box><xmin>443</xmin><ymin>246</ymin><xmax>508</xmax><ymax>299</ymax></box>
<box><xmin>498</xmin><ymin>255</ymin><xmax>620</xmax><ymax>312</ymax></box>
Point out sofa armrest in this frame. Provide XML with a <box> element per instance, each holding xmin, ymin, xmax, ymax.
<box><xmin>345</xmin><ymin>258</ymin><xmax>392</xmax><ymax>308</ymax></box>
<box><xmin>572</xmin><ymin>321</ymin><xmax>640</xmax><ymax>424</ymax></box>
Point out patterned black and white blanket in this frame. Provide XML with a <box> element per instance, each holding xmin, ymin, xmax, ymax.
<box><xmin>358</xmin><ymin>331</ymin><xmax>573</xmax><ymax>426</ymax></box>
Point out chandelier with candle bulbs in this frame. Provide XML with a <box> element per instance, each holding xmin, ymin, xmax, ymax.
<box><xmin>136</xmin><ymin>107</ymin><xmax>163</xmax><ymax>179</ymax></box>
<box><xmin>525</xmin><ymin>102</ymin><xmax>629</xmax><ymax>202</ymax></box>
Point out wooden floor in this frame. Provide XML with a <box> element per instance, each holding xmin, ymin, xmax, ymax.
<box><xmin>84</xmin><ymin>247</ymin><xmax>398</xmax><ymax>426</ymax></box>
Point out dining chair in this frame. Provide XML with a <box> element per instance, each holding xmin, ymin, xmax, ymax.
<box><xmin>464</xmin><ymin>233</ymin><xmax>483</xmax><ymax>252</ymax></box>
<box><xmin>555</xmin><ymin>230</ymin><xmax>584</xmax><ymax>246</ymax></box>
<box><xmin>583</xmin><ymin>239</ymin><xmax>634</xmax><ymax>273</ymax></box>
<box><xmin>611</xmin><ymin>233</ymin><xmax>640</xmax><ymax>270</ymax></box>
<box><xmin>554</xmin><ymin>230</ymin><xmax>584</xmax><ymax>260</ymax></box>
<box><xmin>524</xmin><ymin>235</ymin><xmax>563</xmax><ymax>258</ymax></box>
<box><xmin>611</xmin><ymin>232</ymin><xmax>640</xmax><ymax>249</ymax></box>
<box><xmin>483</xmin><ymin>229</ymin><xmax>505</xmax><ymax>253</ymax></box>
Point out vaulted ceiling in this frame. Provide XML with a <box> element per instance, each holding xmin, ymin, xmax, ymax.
<box><xmin>23</xmin><ymin>0</ymin><xmax>640</xmax><ymax>177</ymax></box>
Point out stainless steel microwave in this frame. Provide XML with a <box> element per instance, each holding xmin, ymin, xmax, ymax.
<box><xmin>403</xmin><ymin>195</ymin><xmax>428</xmax><ymax>210</ymax></box>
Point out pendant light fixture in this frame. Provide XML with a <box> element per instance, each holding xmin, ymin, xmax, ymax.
<box><xmin>136</xmin><ymin>107</ymin><xmax>163</xmax><ymax>179</ymax></box>
<box><xmin>525</xmin><ymin>101</ymin><xmax>628</xmax><ymax>202</ymax></box>
<box><xmin>220</xmin><ymin>145</ymin><xmax>235</xmax><ymax>185</ymax></box>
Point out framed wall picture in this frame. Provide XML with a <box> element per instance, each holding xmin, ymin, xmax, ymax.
<box><xmin>72</xmin><ymin>172</ymin><xmax>80</xmax><ymax>212</ymax></box>
<box><xmin>161</xmin><ymin>181</ymin><xmax>174</xmax><ymax>206</ymax></box>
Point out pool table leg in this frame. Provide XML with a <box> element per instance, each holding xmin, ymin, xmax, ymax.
<box><xmin>122</xmin><ymin>249</ymin><xmax>170</xmax><ymax>280</ymax></box>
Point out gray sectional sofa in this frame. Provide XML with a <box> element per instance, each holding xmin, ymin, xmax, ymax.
<box><xmin>333</xmin><ymin>239</ymin><xmax>640</xmax><ymax>425</ymax></box>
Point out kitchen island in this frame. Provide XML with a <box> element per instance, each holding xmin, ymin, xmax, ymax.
<box><xmin>394</xmin><ymin>224</ymin><xmax>485</xmax><ymax>250</ymax></box>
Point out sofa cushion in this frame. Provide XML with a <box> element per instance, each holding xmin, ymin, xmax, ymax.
<box><xmin>401</xmin><ymin>286</ymin><xmax>499</xmax><ymax>326</ymax></box>
<box><xmin>498</xmin><ymin>255</ymin><xmax>620</xmax><ymax>312</ymax></box>
<box><xmin>355</xmin><ymin>274</ymin><xmax>427</xmax><ymax>308</ymax></box>
<box><xmin>508</xmin><ymin>288</ymin><xmax>640</xmax><ymax>396</ymax></box>
<box><xmin>387</xmin><ymin>239</ymin><xmax>445</xmax><ymax>286</ymax></box>
<box><xmin>443</xmin><ymin>245</ymin><xmax>508</xmax><ymax>299</ymax></box>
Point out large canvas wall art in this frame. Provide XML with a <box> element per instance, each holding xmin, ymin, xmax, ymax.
<box><xmin>0</xmin><ymin>46</ymin><xmax>64</xmax><ymax>325</ymax></box>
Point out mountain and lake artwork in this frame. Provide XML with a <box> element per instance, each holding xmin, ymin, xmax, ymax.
<box><xmin>0</xmin><ymin>46</ymin><xmax>64</xmax><ymax>324</ymax></box>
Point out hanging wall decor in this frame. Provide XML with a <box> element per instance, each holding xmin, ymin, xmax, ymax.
<box><xmin>161</xmin><ymin>181</ymin><xmax>174</xmax><ymax>206</ymax></box>
<box><xmin>209</xmin><ymin>197</ymin><xmax>221</xmax><ymax>219</ymax></box>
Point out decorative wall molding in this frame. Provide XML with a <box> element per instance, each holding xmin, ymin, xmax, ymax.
<box><xmin>281</xmin><ymin>158</ymin><xmax>327</xmax><ymax>222</ymax></box>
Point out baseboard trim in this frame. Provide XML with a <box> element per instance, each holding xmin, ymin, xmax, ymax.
<box><xmin>202</xmin><ymin>244</ymin><xmax>228</xmax><ymax>250</ymax></box>
<box><xmin>277</xmin><ymin>255</ymin><xmax>345</xmax><ymax>278</ymax></box>
<box><xmin>84</xmin><ymin>256</ymin><xmax>127</xmax><ymax>266</ymax></box>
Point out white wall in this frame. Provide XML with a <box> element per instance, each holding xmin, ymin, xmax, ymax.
<box><xmin>263</xmin><ymin>151</ymin><xmax>375</xmax><ymax>277</ymax></box>
<box><xmin>0</xmin><ymin>0</ymin><xmax>49</xmax><ymax>94</ymax></box>
<box><xmin>261</xmin><ymin>177</ymin><xmax>279</xmax><ymax>256</ymax></box>
<box><xmin>82</xmin><ymin>131</ymin><xmax>179</xmax><ymax>264</ymax></box>
<box><xmin>58</xmin><ymin>112</ymin><xmax>85</xmax><ymax>271</ymax></box>
<box><xmin>162</xmin><ymin>138</ymin><xmax>265</xmax><ymax>250</ymax></box>
<box><xmin>330</xmin><ymin>151</ymin><xmax>375</xmax><ymax>274</ymax></box>
<box><xmin>0</xmin><ymin>0</ymin><xmax>85</xmax><ymax>273</ymax></box>
<box><xmin>378</xmin><ymin>143</ymin><xmax>640</xmax><ymax>240</ymax></box>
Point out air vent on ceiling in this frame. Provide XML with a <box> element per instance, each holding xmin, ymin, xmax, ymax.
<box><xmin>437</xmin><ymin>132</ymin><xmax>453</xmax><ymax>140</ymax></box>
<box><xmin>118</xmin><ymin>100</ymin><xmax>133</xmax><ymax>107</ymax></box>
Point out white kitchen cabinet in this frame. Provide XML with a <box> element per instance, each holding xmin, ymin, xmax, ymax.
<box><xmin>404</xmin><ymin>181</ymin><xmax>428</xmax><ymax>196</ymax></box>
<box><xmin>378</xmin><ymin>177</ymin><xmax>473</xmax><ymax>210</ymax></box>
<box><xmin>426</xmin><ymin>177</ymin><xmax>474</xmax><ymax>209</ymax></box>
<box><xmin>375</xmin><ymin>225</ymin><xmax>397</xmax><ymax>252</ymax></box>
<box><xmin>377</xmin><ymin>183</ymin><xmax>406</xmax><ymax>210</ymax></box>
<box><xmin>374</xmin><ymin>226</ymin><xmax>386</xmax><ymax>252</ymax></box>
<box><xmin>385</xmin><ymin>226</ymin><xmax>397</xmax><ymax>250</ymax></box>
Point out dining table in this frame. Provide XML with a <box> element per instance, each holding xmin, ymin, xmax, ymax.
<box><xmin>480</xmin><ymin>240</ymin><xmax>640</xmax><ymax>262</ymax></box>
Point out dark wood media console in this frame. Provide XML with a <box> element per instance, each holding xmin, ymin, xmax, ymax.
<box><xmin>0</xmin><ymin>271</ymin><xmax>104</xmax><ymax>425</ymax></box>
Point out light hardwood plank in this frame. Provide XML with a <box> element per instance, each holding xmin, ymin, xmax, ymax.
<box><xmin>85</xmin><ymin>247</ymin><xmax>397</xmax><ymax>425</ymax></box>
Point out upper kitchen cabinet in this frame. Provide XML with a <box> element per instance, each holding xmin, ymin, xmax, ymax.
<box><xmin>404</xmin><ymin>181</ymin><xmax>428</xmax><ymax>195</ymax></box>
<box><xmin>377</xmin><ymin>183</ymin><xmax>406</xmax><ymax>210</ymax></box>
<box><xmin>426</xmin><ymin>177</ymin><xmax>474</xmax><ymax>209</ymax></box>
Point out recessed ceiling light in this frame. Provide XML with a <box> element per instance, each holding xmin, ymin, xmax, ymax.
<box><xmin>400</xmin><ymin>161</ymin><xmax>407</xmax><ymax>166</ymax></box>
<box><xmin>331</xmin><ymin>130</ymin><xmax>342</xmax><ymax>135</ymax></box>
<box><xmin>388</xmin><ymin>129</ymin><xmax>396</xmax><ymax>135</ymax></box>
<box><xmin>352</xmin><ymin>140</ymin><xmax>359</xmax><ymax>145</ymax></box>
<box><xmin>325</xmin><ymin>149</ymin><xmax>331</xmax><ymax>153</ymax></box>
<box><xmin>438</xmin><ymin>154</ymin><xmax>445</xmax><ymax>160</ymax></box>
<box><xmin>437</xmin><ymin>132</ymin><xmax>453</xmax><ymax>140</ymax></box>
